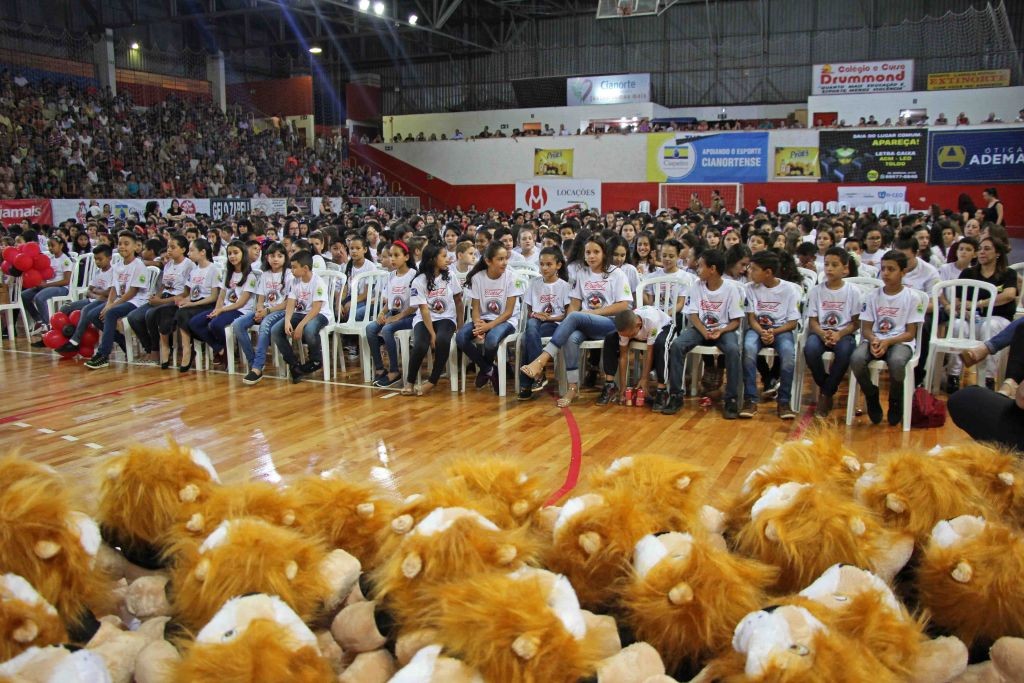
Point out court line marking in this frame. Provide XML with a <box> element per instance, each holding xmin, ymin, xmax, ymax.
<box><xmin>61</xmin><ymin>434</ymin><xmax>79</xmax><ymax>442</ymax></box>
<box><xmin>85</xmin><ymin>443</ymin><xmax>102</xmax><ymax>450</ymax></box>
<box><xmin>0</xmin><ymin>377</ymin><xmax>177</xmax><ymax>425</ymax></box>
<box><xmin>12</xmin><ymin>422</ymin><xmax>30</xmax><ymax>428</ymax></box>
<box><xmin>37</xmin><ymin>428</ymin><xmax>54</xmax><ymax>434</ymax></box>
<box><xmin>787</xmin><ymin>404</ymin><xmax>818</xmax><ymax>441</ymax></box>
<box><xmin>543</xmin><ymin>397</ymin><xmax>584</xmax><ymax>507</ymax></box>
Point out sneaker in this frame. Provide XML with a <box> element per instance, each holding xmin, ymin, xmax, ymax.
<box><xmin>777</xmin><ymin>402</ymin><xmax>798</xmax><ymax>420</ymax></box>
<box><xmin>738</xmin><ymin>401</ymin><xmax>758</xmax><ymax>419</ymax></box>
<box><xmin>946</xmin><ymin>375</ymin><xmax>960</xmax><ymax>394</ymax></box>
<box><xmin>371</xmin><ymin>372</ymin><xmax>389</xmax><ymax>387</ymax></box>
<box><xmin>300</xmin><ymin>360</ymin><xmax>323</xmax><ymax>375</ymax></box>
<box><xmin>290</xmin><ymin>365</ymin><xmax>305</xmax><ymax>384</ymax></box>
<box><xmin>30</xmin><ymin>340</ymin><xmax>45</xmax><ymax>348</ymax></box>
<box><xmin>475</xmin><ymin>366</ymin><xmax>493</xmax><ymax>389</ymax></box>
<box><xmin>84</xmin><ymin>354</ymin><xmax>109</xmax><ymax>370</ymax></box>
<box><xmin>517</xmin><ymin>387</ymin><xmax>536</xmax><ymax>401</ymax></box>
<box><xmin>242</xmin><ymin>370</ymin><xmax>263</xmax><ymax>385</ymax></box>
<box><xmin>887</xmin><ymin>398</ymin><xmax>903</xmax><ymax>426</ymax></box>
<box><xmin>723</xmin><ymin>399</ymin><xmax>739</xmax><ymax>420</ymax></box>
<box><xmin>650</xmin><ymin>387</ymin><xmax>668</xmax><ymax>411</ymax></box>
<box><xmin>531</xmin><ymin>377</ymin><xmax>548</xmax><ymax>393</ymax></box>
<box><xmin>762</xmin><ymin>378</ymin><xmax>780</xmax><ymax>399</ymax></box>
<box><xmin>596</xmin><ymin>381</ymin><xmax>618</xmax><ymax>406</ymax></box>
<box><xmin>56</xmin><ymin>341</ymin><xmax>78</xmax><ymax>355</ymax></box>
<box><xmin>815</xmin><ymin>392</ymin><xmax>833</xmax><ymax>417</ymax></box>
<box><xmin>489</xmin><ymin>368</ymin><xmax>501</xmax><ymax>395</ymax></box>
<box><xmin>29</xmin><ymin>322</ymin><xmax>47</xmax><ymax>336</ymax></box>
<box><xmin>660</xmin><ymin>393</ymin><xmax>684</xmax><ymax>415</ymax></box>
<box><xmin>865</xmin><ymin>392</ymin><xmax>884</xmax><ymax>425</ymax></box>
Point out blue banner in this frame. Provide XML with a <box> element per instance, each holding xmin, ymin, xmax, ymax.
<box><xmin>928</xmin><ymin>130</ymin><xmax>1024</xmax><ymax>183</ymax></box>
<box><xmin>649</xmin><ymin>132</ymin><xmax>769</xmax><ymax>183</ymax></box>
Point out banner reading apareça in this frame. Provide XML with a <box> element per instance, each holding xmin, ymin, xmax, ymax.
<box><xmin>647</xmin><ymin>132</ymin><xmax>769</xmax><ymax>183</ymax></box>
<box><xmin>928</xmin><ymin>129</ymin><xmax>1024</xmax><ymax>183</ymax></box>
<box><xmin>818</xmin><ymin>130</ymin><xmax>925</xmax><ymax>183</ymax></box>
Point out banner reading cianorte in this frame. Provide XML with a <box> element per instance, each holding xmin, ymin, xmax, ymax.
<box><xmin>567</xmin><ymin>73</ymin><xmax>650</xmax><ymax>106</ymax></box>
<box><xmin>515</xmin><ymin>178</ymin><xmax>601</xmax><ymax>213</ymax></box>
<box><xmin>534</xmin><ymin>149</ymin><xmax>574</xmax><ymax>177</ymax></box>
<box><xmin>647</xmin><ymin>132</ymin><xmax>769</xmax><ymax>183</ymax></box>
<box><xmin>812</xmin><ymin>60</ymin><xmax>913</xmax><ymax>95</ymax></box>
<box><xmin>818</xmin><ymin>130</ymin><xmax>925</xmax><ymax>183</ymax></box>
<box><xmin>928</xmin><ymin>129</ymin><xmax>1024</xmax><ymax>183</ymax></box>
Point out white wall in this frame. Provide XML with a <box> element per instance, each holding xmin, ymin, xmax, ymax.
<box><xmin>657</xmin><ymin>102</ymin><xmax>801</xmax><ymax>121</ymax></box>
<box><xmin>808</xmin><ymin>86</ymin><xmax>1024</xmax><ymax>126</ymax></box>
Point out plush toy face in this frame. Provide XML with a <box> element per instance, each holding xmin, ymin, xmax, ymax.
<box><xmin>0</xmin><ymin>573</ymin><xmax>67</xmax><ymax>661</ymax></box>
<box><xmin>798</xmin><ymin>564</ymin><xmax>901</xmax><ymax>615</ymax></box>
<box><xmin>196</xmin><ymin>594</ymin><xmax>317</xmax><ymax>649</ymax></box>
<box><xmin>733</xmin><ymin>605</ymin><xmax>824</xmax><ymax>677</ymax></box>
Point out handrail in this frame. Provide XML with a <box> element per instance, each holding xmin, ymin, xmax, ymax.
<box><xmin>348</xmin><ymin>142</ymin><xmax>446</xmax><ymax>210</ymax></box>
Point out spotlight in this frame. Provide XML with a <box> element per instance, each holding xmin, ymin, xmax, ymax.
<box><xmin>130</xmin><ymin>42</ymin><xmax>140</xmax><ymax>50</ymax></box>
<box><xmin>308</xmin><ymin>46</ymin><xmax>322</xmax><ymax>54</ymax></box>
<box><xmin>408</xmin><ymin>13</ymin><xmax>417</xmax><ymax>24</ymax></box>
<box><xmin>373</xmin><ymin>1</ymin><xmax>385</xmax><ymax>15</ymax></box>
<box><xmin>358</xmin><ymin>0</ymin><xmax>370</xmax><ymax>10</ymax></box>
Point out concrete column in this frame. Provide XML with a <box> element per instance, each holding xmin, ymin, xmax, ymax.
<box><xmin>92</xmin><ymin>28</ymin><xmax>116</xmax><ymax>96</ymax></box>
<box><xmin>206</xmin><ymin>52</ymin><xmax>226</xmax><ymax>112</ymax></box>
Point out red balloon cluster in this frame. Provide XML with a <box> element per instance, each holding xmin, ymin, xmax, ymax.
<box><xmin>1</xmin><ymin>242</ymin><xmax>53</xmax><ymax>289</ymax></box>
<box><xmin>41</xmin><ymin>310</ymin><xmax>98</xmax><ymax>359</ymax></box>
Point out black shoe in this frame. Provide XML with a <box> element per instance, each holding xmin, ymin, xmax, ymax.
<box><xmin>762</xmin><ymin>378</ymin><xmax>780</xmax><ymax>399</ymax></box>
<box><xmin>56</xmin><ymin>341</ymin><xmax>78</xmax><ymax>355</ymax></box>
<box><xmin>290</xmin><ymin>365</ymin><xmax>305</xmax><ymax>384</ymax></box>
<box><xmin>242</xmin><ymin>370</ymin><xmax>263</xmax><ymax>385</ymax></box>
<box><xmin>489</xmin><ymin>368</ymin><xmax>501</xmax><ymax>395</ymax></box>
<box><xmin>947</xmin><ymin>375</ymin><xmax>960</xmax><ymax>394</ymax></box>
<box><xmin>31</xmin><ymin>340</ymin><xmax>45</xmax><ymax>348</ymax></box>
<box><xmin>660</xmin><ymin>393</ymin><xmax>684</xmax><ymax>415</ymax></box>
<box><xmin>985</xmin><ymin>377</ymin><xmax>995</xmax><ymax>391</ymax></box>
<box><xmin>475</xmin><ymin>365</ymin><xmax>493</xmax><ymax>389</ymax></box>
<box><xmin>300</xmin><ymin>360</ymin><xmax>322</xmax><ymax>375</ymax></box>
<box><xmin>815</xmin><ymin>392</ymin><xmax>833</xmax><ymax>417</ymax></box>
<box><xmin>723</xmin><ymin>398</ymin><xmax>739</xmax><ymax>420</ymax></box>
<box><xmin>160</xmin><ymin>360</ymin><xmax>172</xmax><ymax>370</ymax></box>
<box><xmin>888</xmin><ymin>398</ymin><xmax>903</xmax><ymax>426</ymax></box>
<box><xmin>651</xmin><ymin>388</ymin><xmax>669</xmax><ymax>411</ymax></box>
<box><xmin>531</xmin><ymin>377</ymin><xmax>548</xmax><ymax>393</ymax></box>
<box><xmin>371</xmin><ymin>372</ymin><xmax>389</xmax><ymax>387</ymax></box>
<box><xmin>596</xmin><ymin>381</ymin><xmax>618</xmax><ymax>405</ymax></box>
<box><xmin>84</xmin><ymin>354</ymin><xmax>109</xmax><ymax>370</ymax></box>
<box><xmin>179</xmin><ymin>356</ymin><xmax>194</xmax><ymax>373</ymax></box>
<box><xmin>865</xmin><ymin>392</ymin><xmax>883</xmax><ymax>424</ymax></box>
<box><xmin>517</xmin><ymin>387</ymin><xmax>536</xmax><ymax>401</ymax></box>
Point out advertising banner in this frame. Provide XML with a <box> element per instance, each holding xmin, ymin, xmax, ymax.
<box><xmin>836</xmin><ymin>186</ymin><xmax>907</xmax><ymax>206</ymax></box>
<box><xmin>51</xmin><ymin>198</ymin><xmax>209</xmax><ymax>224</ymax></box>
<box><xmin>926</xmin><ymin>69</ymin><xmax>1010</xmax><ymax>91</ymax></box>
<box><xmin>773</xmin><ymin>147</ymin><xmax>820</xmax><ymax>179</ymax></box>
<box><xmin>818</xmin><ymin>130</ymin><xmax>925</xmax><ymax>183</ymax></box>
<box><xmin>928</xmin><ymin>130</ymin><xmax>1024</xmax><ymax>183</ymax></box>
<box><xmin>647</xmin><ymin>132</ymin><xmax>769</xmax><ymax>183</ymax></box>
<box><xmin>812</xmin><ymin>60</ymin><xmax>913</xmax><ymax>95</ymax></box>
<box><xmin>567</xmin><ymin>73</ymin><xmax>650</xmax><ymax>106</ymax></box>
<box><xmin>0</xmin><ymin>199</ymin><xmax>52</xmax><ymax>226</ymax></box>
<box><xmin>250</xmin><ymin>197</ymin><xmax>289</xmax><ymax>215</ymax></box>
<box><xmin>515</xmin><ymin>178</ymin><xmax>601</xmax><ymax>213</ymax></box>
<box><xmin>211</xmin><ymin>198</ymin><xmax>251</xmax><ymax>220</ymax></box>
<box><xmin>534</xmin><ymin>148</ymin><xmax>574</xmax><ymax>177</ymax></box>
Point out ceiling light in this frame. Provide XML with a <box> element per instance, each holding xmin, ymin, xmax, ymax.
<box><xmin>408</xmin><ymin>13</ymin><xmax>418</xmax><ymax>24</ymax></box>
<box><xmin>130</xmin><ymin>42</ymin><xmax>140</xmax><ymax>50</ymax></box>
<box><xmin>373</xmin><ymin>1</ymin><xmax>385</xmax><ymax>15</ymax></box>
<box><xmin>358</xmin><ymin>0</ymin><xmax>370</xmax><ymax>10</ymax></box>
<box><xmin>308</xmin><ymin>46</ymin><xmax>322</xmax><ymax>54</ymax></box>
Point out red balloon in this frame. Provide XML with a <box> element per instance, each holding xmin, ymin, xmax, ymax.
<box><xmin>80</xmin><ymin>327</ymin><xmax>99</xmax><ymax>347</ymax></box>
<box><xmin>42</xmin><ymin>266</ymin><xmax>54</xmax><ymax>279</ymax></box>
<box><xmin>21</xmin><ymin>242</ymin><xmax>40</xmax><ymax>257</ymax></box>
<box><xmin>69</xmin><ymin>310</ymin><xmax>81</xmax><ymax>325</ymax></box>
<box><xmin>78</xmin><ymin>345</ymin><xmax>95</xmax><ymax>359</ymax></box>
<box><xmin>42</xmin><ymin>329</ymin><xmax>66</xmax><ymax>349</ymax></box>
<box><xmin>2</xmin><ymin>247</ymin><xmax>16</xmax><ymax>263</ymax></box>
<box><xmin>58</xmin><ymin>350</ymin><xmax>78</xmax><ymax>360</ymax></box>
<box><xmin>50</xmin><ymin>312</ymin><xmax>70</xmax><ymax>331</ymax></box>
<box><xmin>21</xmin><ymin>269</ymin><xmax>42</xmax><ymax>288</ymax></box>
<box><xmin>32</xmin><ymin>253</ymin><xmax>49</xmax><ymax>271</ymax></box>
<box><xmin>13</xmin><ymin>253</ymin><xmax>33</xmax><ymax>272</ymax></box>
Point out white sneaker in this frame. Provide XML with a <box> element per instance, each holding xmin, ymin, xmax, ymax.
<box><xmin>30</xmin><ymin>322</ymin><xmax>48</xmax><ymax>336</ymax></box>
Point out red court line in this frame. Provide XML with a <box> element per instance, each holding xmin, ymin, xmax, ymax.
<box><xmin>543</xmin><ymin>403</ymin><xmax>584</xmax><ymax>507</ymax></box>
<box><xmin>787</xmin><ymin>403</ymin><xmax>818</xmax><ymax>441</ymax></box>
<box><xmin>0</xmin><ymin>377</ymin><xmax>177</xmax><ymax>424</ymax></box>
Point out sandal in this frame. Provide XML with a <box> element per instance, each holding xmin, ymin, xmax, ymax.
<box><xmin>556</xmin><ymin>384</ymin><xmax>580</xmax><ymax>408</ymax></box>
<box><xmin>520</xmin><ymin>360</ymin><xmax>544</xmax><ymax>381</ymax></box>
<box><xmin>400</xmin><ymin>385</ymin><xmax>415</xmax><ymax>396</ymax></box>
<box><xmin>416</xmin><ymin>381</ymin><xmax>435</xmax><ymax>396</ymax></box>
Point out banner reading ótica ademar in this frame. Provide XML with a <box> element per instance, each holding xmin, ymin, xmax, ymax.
<box><xmin>928</xmin><ymin>129</ymin><xmax>1024</xmax><ymax>183</ymax></box>
<box><xmin>647</xmin><ymin>132</ymin><xmax>769</xmax><ymax>182</ymax></box>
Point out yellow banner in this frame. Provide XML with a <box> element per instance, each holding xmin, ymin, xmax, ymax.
<box><xmin>533</xmin><ymin>148</ymin><xmax>574</xmax><ymax>177</ymax></box>
<box><xmin>927</xmin><ymin>69</ymin><xmax>1010</xmax><ymax>91</ymax></box>
<box><xmin>773</xmin><ymin>147</ymin><xmax>819</xmax><ymax>179</ymax></box>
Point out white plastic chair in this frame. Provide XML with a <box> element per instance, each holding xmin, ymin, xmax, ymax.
<box><xmin>1010</xmin><ymin>262</ymin><xmax>1023</xmax><ymax>319</ymax></box>
<box><xmin>845</xmin><ymin>276</ymin><xmax>883</xmax><ymax>298</ymax></box>
<box><xmin>777</xmin><ymin>201</ymin><xmax>791</xmax><ymax>215</ymax></box>
<box><xmin>826</xmin><ymin>201</ymin><xmax>840</xmax><ymax>214</ymax></box>
<box><xmin>0</xmin><ymin>276</ymin><xmax>32</xmax><ymax>343</ymax></box>
<box><xmin>895</xmin><ymin>201</ymin><xmax>910</xmax><ymax>215</ymax></box>
<box><xmin>797</xmin><ymin>267</ymin><xmax>818</xmax><ymax>293</ymax></box>
<box><xmin>638</xmin><ymin>200</ymin><xmax>651</xmax><ymax>214</ymax></box>
<box><xmin>845</xmin><ymin>289</ymin><xmax>928</xmax><ymax>431</ymax></box>
<box><xmin>810</xmin><ymin>200</ymin><xmax>824</xmax><ymax>214</ymax></box>
<box><xmin>47</xmin><ymin>253</ymin><xmax>95</xmax><ymax>317</ymax></box>
<box><xmin>883</xmin><ymin>202</ymin><xmax>897</xmax><ymax>216</ymax></box>
<box><xmin>628</xmin><ymin>274</ymin><xmax>689</xmax><ymax>384</ymax></box>
<box><xmin>122</xmin><ymin>266</ymin><xmax>162</xmax><ymax>363</ymax></box>
<box><xmin>320</xmin><ymin>270</ymin><xmax>388</xmax><ymax>381</ymax></box>
<box><xmin>922</xmin><ymin>279</ymin><xmax>996</xmax><ymax>393</ymax></box>
<box><xmin>396</xmin><ymin>326</ymin><xmax>460</xmax><ymax>392</ymax></box>
<box><xmin>796</xmin><ymin>201</ymin><xmax>810</xmax><ymax>214</ymax></box>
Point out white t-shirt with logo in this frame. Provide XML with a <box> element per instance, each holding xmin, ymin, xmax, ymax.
<box><xmin>49</xmin><ymin>253</ymin><xmax>73</xmax><ymax>282</ymax></box>
<box><xmin>345</xmin><ymin>259</ymin><xmax>378</xmax><ymax>298</ymax></box>
<box><xmin>466</xmin><ymin>269</ymin><xmax>526</xmax><ymax>323</ymax></box>
<box><xmin>684</xmin><ymin>279</ymin><xmax>745</xmax><ymax>331</ymax></box>
<box><xmin>410</xmin><ymin>272</ymin><xmax>463</xmax><ymax>325</ymax></box>
<box><xmin>806</xmin><ymin>281</ymin><xmax>862</xmax><ymax>332</ymax></box>
<box><xmin>289</xmin><ymin>272</ymin><xmax>333</xmax><ymax>324</ymax></box>
<box><xmin>90</xmin><ymin>266</ymin><xmax>113</xmax><ymax>293</ymax></box>
<box><xmin>573</xmin><ymin>267</ymin><xmax>632</xmax><ymax>315</ymax></box>
<box><xmin>619</xmin><ymin>306</ymin><xmax>671</xmax><ymax>347</ymax></box>
<box><xmin>619</xmin><ymin>263</ymin><xmax>641</xmax><ymax>297</ymax></box>
<box><xmin>384</xmin><ymin>268</ymin><xmax>417</xmax><ymax>312</ymax></box>
<box><xmin>223</xmin><ymin>270</ymin><xmax>256</xmax><ymax>314</ymax></box>
<box><xmin>860</xmin><ymin>249</ymin><xmax>885</xmax><ymax>270</ymax></box>
<box><xmin>900</xmin><ymin>258</ymin><xmax>939</xmax><ymax>295</ymax></box>
<box><xmin>112</xmin><ymin>257</ymin><xmax>150</xmax><ymax>308</ymax></box>
<box><xmin>186</xmin><ymin>263</ymin><xmax>219</xmax><ymax>303</ymax></box>
<box><xmin>861</xmin><ymin>286</ymin><xmax>926</xmax><ymax>350</ymax></box>
<box><xmin>160</xmin><ymin>258</ymin><xmax>195</xmax><ymax>296</ymax></box>
<box><xmin>525</xmin><ymin>277</ymin><xmax>572</xmax><ymax>319</ymax></box>
<box><xmin>251</xmin><ymin>269</ymin><xmax>293</xmax><ymax>309</ymax></box>
<box><xmin>937</xmin><ymin>262</ymin><xmax>965</xmax><ymax>282</ymax></box>
<box><xmin>744</xmin><ymin>280</ymin><xmax>801</xmax><ymax>330</ymax></box>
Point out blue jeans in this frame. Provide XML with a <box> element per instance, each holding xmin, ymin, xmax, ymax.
<box><xmin>803</xmin><ymin>333</ymin><xmax>856</xmax><ymax>397</ymax></box>
<box><xmin>60</xmin><ymin>298</ymin><xmax>95</xmax><ymax>316</ymax></box>
<box><xmin>986</xmin><ymin>316</ymin><xmax>1024</xmax><ymax>355</ymax></box>
<box><xmin>366</xmin><ymin>313</ymin><xmax>414</xmax><ymax>375</ymax></box>
<box><xmin>743</xmin><ymin>330</ymin><xmax>795</xmax><ymax>404</ymax></box>
<box><xmin>202</xmin><ymin>310</ymin><xmax>244</xmax><ymax>354</ymax></box>
<box><xmin>81</xmin><ymin>301</ymin><xmax>136</xmax><ymax>357</ymax></box>
<box><xmin>22</xmin><ymin>286</ymin><xmax>69</xmax><ymax>325</ymax></box>
<box><xmin>542</xmin><ymin>312</ymin><xmax>616</xmax><ymax>384</ymax></box>
<box><xmin>456</xmin><ymin>320</ymin><xmax>516</xmax><ymax>372</ymax></box>
<box><xmin>668</xmin><ymin>326</ymin><xmax>741</xmax><ymax>401</ymax></box>
<box><xmin>520</xmin><ymin>318</ymin><xmax>558</xmax><ymax>388</ymax></box>
<box><xmin>231</xmin><ymin>310</ymin><xmax>285</xmax><ymax>371</ymax></box>
<box><xmin>271</xmin><ymin>312</ymin><xmax>328</xmax><ymax>368</ymax></box>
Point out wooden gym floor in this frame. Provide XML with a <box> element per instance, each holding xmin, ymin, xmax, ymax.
<box><xmin>0</xmin><ymin>338</ymin><xmax>971</xmax><ymax>507</ymax></box>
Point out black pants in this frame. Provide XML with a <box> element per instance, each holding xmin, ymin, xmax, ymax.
<box><xmin>602</xmin><ymin>325</ymin><xmax>670</xmax><ymax>384</ymax></box>
<box><xmin>915</xmin><ymin>312</ymin><xmax>935</xmax><ymax>386</ymax></box>
<box><xmin>1006</xmin><ymin>322</ymin><xmax>1024</xmax><ymax>383</ymax></box>
<box><xmin>407</xmin><ymin>319</ymin><xmax>456</xmax><ymax>385</ymax></box>
<box><xmin>949</xmin><ymin>386</ymin><xmax>1024</xmax><ymax>451</ymax></box>
<box><xmin>127</xmin><ymin>294</ymin><xmax>175</xmax><ymax>353</ymax></box>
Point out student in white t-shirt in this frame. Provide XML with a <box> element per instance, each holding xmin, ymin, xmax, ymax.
<box><xmin>803</xmin><ymin>247</ymin><xmax>862</xmax><ymax>417</ymax></box>
<box><xmin>367</xmin><ymin>241</ymin><xmax>417</xmax><ymax>388</ymax></box>
<box><xmin>23</xmin><ymin>235</ymin><xmax>74</xmax><ymax>334</ymax></box>
<box><xmin>599</xmin><ymin>305</ymin><xmax>672</xmax><ymax>407</ymax></box>
<box><xmin>456</xmin><ymin>242</ymin><xmax>526</xmax><ymax>395</ymax></box>
<box><xmin>271</xmin><ymin>250</ymin><xmax>333</xmax><ymax>383</ymax></box>
<box><xmin>858</xmin><ymin>225</ymin><xmax>887</xmax><ymax>271</ymax></box>
<box><xmin>850</xmin><ymin>250</ymin><xmax>926</xmax><ymax>426</ymax></box>
<box><xmin>126</xmin><ymin>233</ymin><xmax>194</xmax><ymax>364</ymax></box>
<box><xmin>517</xmin><ymin>246</ymin><xmax>571</xmax><ymax>400</ymax></box>
<box><xmin>936</xmin><ymin>237</ymin><xmax>977</xmax><ymax>282</ymax></box>
<box><xmin>339</xmin><ymin>235</ymin><xmax>377</xmax><ymax>321</ymax></box>
<box><xmin>190</xmin><ymin>239</ymin><xmax>255</xmax><ymax>366</ymax></box>
<box><xmin>514</xmin><ymin>226</ymin><xmax>541</xmax><ymax>269</ymax></box>
<box><xmin>644</xmin><ymin>239</ymin><xmax>694</xmax><ymax>325</ymax></box>
<box><xmin>520</xmin><ymin>235</ymin><xmax>632</xmax><ymax>407</ymax></box>
<box><xmin>64</xmin><ymin>230</ymin><xmax>150</xmax><ymax>369</ymax></box>
<box><xmin>894</xmin><ymin>231</ymin><xmax>940</xmax><ymax>386</ymax></box>
<box><xmin>404</xmin><ymin>242</ymin><xmax>465</xmax><ymax>396</ymax></box>
<box><xmin>237</xmin><ymin>242</ymin><xmax>293</xmax><ymax>385</ymax></box>
<box><xmin>59</xmin><ymin>243</ymin><xmax>113</xmax><ymax>317</ymax></box>
<box><xmin>609</xmin><ymin>235</ymin><xmax>640</xmax><ymax>296</ymax></box>
<box><xmin>739</xmin><ymin>250</ymin><xmax>801</xmax><ymax>420</ymax></box>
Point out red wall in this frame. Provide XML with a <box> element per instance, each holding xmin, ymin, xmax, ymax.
<box><xmin>226</xmin><ymin>76</ymin><xmax>313</xmax><ymax>117</ymax></box>
<box><xmin>346</xmin><ymin>84</ymin><xmax>381</xmax><ymax>122</ymax></box>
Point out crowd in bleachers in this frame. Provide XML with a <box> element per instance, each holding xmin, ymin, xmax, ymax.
<box><xmin>0</xmin><ymin>71</ymin><xmax>399</xmax><ymax>200</ymax></box>
<box><xmin>2</xmin><ymin>185</ymin><xmax>1021</xmax><ymax>446</ymax></box>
